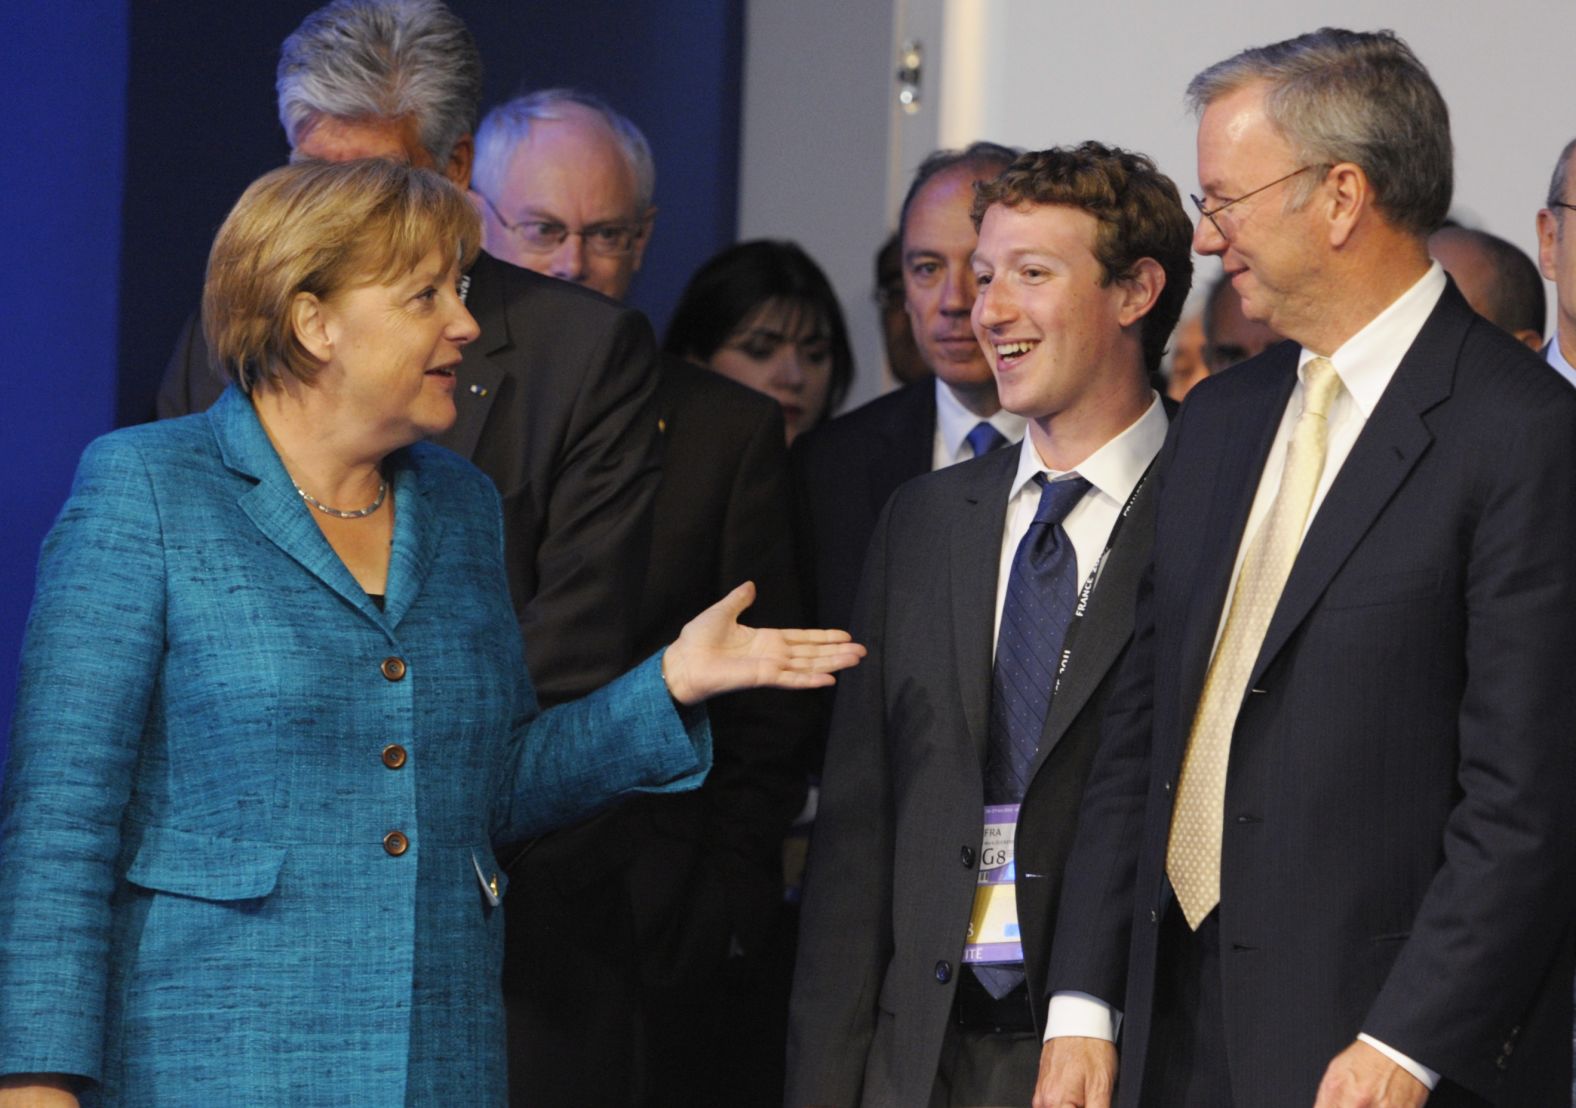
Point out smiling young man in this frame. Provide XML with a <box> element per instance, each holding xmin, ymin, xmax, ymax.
<box><xmin>786</xmin><ymin>143</ymin><xmax>1191</xmax><ymax>1108</ymax></box>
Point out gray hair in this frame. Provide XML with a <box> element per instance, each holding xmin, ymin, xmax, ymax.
<box><xmin>1186</xmin><ymin>28</ymin><xmax>1452</xmax><ymax>237</ymax></box>
<box><xmin>276</xmin><ymin>0</ymin><xmax>483</xmax><ymax>169</ymax></box>
<box><xmin>1546</xmin><ymin>137</ymin><xmax>1576</xmax><ymax>210</ymax></box>
<box><xmin>473</xmin><ymin>89</ymin><xmax>656</xmax><ymax>212</ymax></box>
<box><xmin>898</xmin><ymin>141</ymin><xmax>1017</xmax><ymax>246</ymax></box>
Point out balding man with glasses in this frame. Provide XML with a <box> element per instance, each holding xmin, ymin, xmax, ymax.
<box><xmin>472</xmin><ymin>88</ymin><xmax>812</xmax><ymax>1108</ymax></box>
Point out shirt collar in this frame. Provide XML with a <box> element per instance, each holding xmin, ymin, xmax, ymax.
<box><xmin>1007</xmin><ymin>392</ymin><xmax>1168</xmax><ymax>506</ymax></box>
<box><xmin>1297</xmin><ymin>262</ymin><xmax>1447</xmax><ymax>417</ymax></box>
<box><xmin>1545</xmin><ymin>336</ymin><xmax>1576</xmax><ymax>385</ymax></box>
<box><xmin>935</xmin><ymin>377</ymin><xmax>1027</xmax><ymax>458</ymax></box>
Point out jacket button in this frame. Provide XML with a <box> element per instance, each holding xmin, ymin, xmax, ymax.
<box><xmin>383</xmin><ymin>830</ymin><xmax>409</xmax><ymax>856</ymax></box>
<box><xmin>960</xmin><ymin>845</ymin><xmax>976</xmax><ymax>868</ymax></box>
<box><xmin>381</xmin><ymin>657</ymin><xmax>407</xmax><ymax>681</ymax></box>
<box><xmin>382</xmin><ymin>744</ymin><xmax>407</xmax><ymax>769</ymax></box>
<box><xmin>934</xmin><ymin>960</ymin><xmax>952</xmax><ymax>984</ymax></box>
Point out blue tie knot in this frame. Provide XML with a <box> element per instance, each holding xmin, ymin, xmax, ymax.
<box><xmin>1031</xmin><ymin>473</ymin><xmax>1092</xmax><ymax>528</ymax></box>
<box><xmin>966</xmin><ymin>421</ymin><xmax>1008</xmax><ymax>458</ymax></box>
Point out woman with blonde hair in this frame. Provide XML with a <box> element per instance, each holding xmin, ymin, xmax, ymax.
<box><xmin>0</xmin><ymin>159</ymin><xmax>861</xmax><ymax>1106</ymax></box>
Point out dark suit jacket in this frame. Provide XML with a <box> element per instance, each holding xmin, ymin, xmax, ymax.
<box><xmin>790</xmin><ymin>380</ymin><xmax>936</xmax><ymax>777</ymax></box>
<box><xmin>787</xmin><ymin>430</ymin><xmax>1163</xmax><ymax>1108</ymax></box>
<box><xmin>1051</xmin><ymin>283</ymin><xmax>1576</xmax><ymax>1107</ymax></box>
<box><xmin>154</xmin><ymin>249</ymin><xmax>661</xmax><ymax>706</ymax></box>
<box><xmin>502</xmin><ymin>358</ymin><xmax>811</xmax><ymax>1105</ymax></box>
<box><xmin>792</xmin><ymin>378</ymin><xmax>936</xmax><ymax>635</ymax></box>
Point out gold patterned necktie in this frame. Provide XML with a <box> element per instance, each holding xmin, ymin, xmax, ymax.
<box><xmin>1166</xmin><ymin>356</ymin><xmax>1343</xmax><ymax>930</ymax></box>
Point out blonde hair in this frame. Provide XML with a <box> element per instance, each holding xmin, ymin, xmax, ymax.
<box><xmin>203</xmin><ymin>158</ymin><xmax>480</xmax><ymax>392</ymax></box>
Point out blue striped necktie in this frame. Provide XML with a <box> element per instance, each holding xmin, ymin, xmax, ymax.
<box><xmin>974</xmin><ymin>473</ymin><xmax>1089</xmax><ymax>1000</ymax></box>
<box><xmin>986</xmin><ymin>473</ymin><xmax>1091</xmax><ymax>803</ymax></box>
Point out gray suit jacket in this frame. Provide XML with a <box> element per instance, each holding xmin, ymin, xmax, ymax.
<box><xmin>785</xmin><ymin>435</ymin><xmax>1161</xmax><ymax>1108</ymax></box>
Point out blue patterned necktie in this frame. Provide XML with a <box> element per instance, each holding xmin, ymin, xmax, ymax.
<box><xmin>966</xmin><ymin>421</ymin><xmax>1008</xmax><ymax>459</ymax></box>
<box><xmin>974</xmin><ymin>473</ymin><xmax>1090</xmax><ymax>1000</ymax></box>
<box><xmin>986</xmin><ymin>473</ymin><xmax>1091</xmax><ymax>804</ymax></box>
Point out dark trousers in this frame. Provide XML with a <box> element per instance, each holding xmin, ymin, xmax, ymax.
<box><xmin>1138</xmin><ymin>898</ymin><xmax>1234</xmax><ymax>1108</ymax></box>
<box><xmin>929</xmin><ymin>976</ymin><xmax>1042</xmax><ymax>1108</ymax></box>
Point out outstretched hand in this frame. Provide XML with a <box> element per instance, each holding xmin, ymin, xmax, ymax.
<box><xmin>661</xmin><ymin>581</ymin><xmax>866</xmax><ymax>706</ymax></box>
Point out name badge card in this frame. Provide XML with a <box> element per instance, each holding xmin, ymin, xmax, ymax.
<box><xmin>963</xmin><ymin>803</ymin><xmax>1021</xmax><ymax>964</ymax></box>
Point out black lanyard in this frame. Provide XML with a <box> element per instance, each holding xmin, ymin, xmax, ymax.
<box><xmin>1048</xmin><ymin>459</ymin><xmax>1154</xmax><ymax>701</ymax></box>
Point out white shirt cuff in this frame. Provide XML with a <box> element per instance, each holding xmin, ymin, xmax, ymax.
<box><xmin>1356</xmin><ymin>1033</ymin><xmax>1439</xmax><ymax>1091</ymax></box>
<box><xmin>1044</xmin><ymin>992</ymin><xmax>1123</xmax><ymax>1044</ymax></box>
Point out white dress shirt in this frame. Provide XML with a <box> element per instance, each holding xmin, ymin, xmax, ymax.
<box><xmin>933</xmin><ymin>378</ymin><xmax>1027</xmax><ymax>471</ymax></box>
<box><xmin>992</xmin><ymin>395</ymin><xmax>1168</xmax><ymax>651</ymax></box>
<box><xmin>1047</xmin><ymin>265</ymin><xmax>1448</xmax><ymax>1093</ymax></box>
<box><xmin>1545</xmin><ymin>336</ymin><xmax>1576</xmax><ymax>389</ymax></box>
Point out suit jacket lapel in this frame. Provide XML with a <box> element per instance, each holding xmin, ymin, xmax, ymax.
<box><xmin>1175</xmin><ymin>355</ymin><xmax>1299</xmax><ymax>722</ymax></box>
<box><xmin>1029</xmin><ymin>471</ymin><xmax>1159</xmax><ymax>778</ymax></box>
<box><xmin>1249</xmin><ymin>290</ymin><xmax>1459</xmax><ymax>685</ymax></box>
<box><xmin>209</xmin><ymin>388</ymin><xmax>385</xmax><ymax>622</ymax></box>
<box><xmin>382</xmin><ymin>448</ymin><xmax>447</xmax><ymax>629</ymax></box>
<box><xmin>436</xmin><ymin>252</ymin><xmax>508</xmax><ymax>462</ymax></box>
<box><xmin>951</xmin><ymin>450</ymin><xmax>1016</xmax><ymax>764</ymax></box>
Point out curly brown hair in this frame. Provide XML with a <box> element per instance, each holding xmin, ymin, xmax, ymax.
<box><xmin>971</xmin><ymin>142</ymin><xmax>1193</xmax><ymax>375</ymax></box>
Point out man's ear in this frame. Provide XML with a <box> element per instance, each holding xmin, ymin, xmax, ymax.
<box><xmin>1117</xmin><ymin>257</ymin><xmax>1166</xmax><ymax>328</ymax></box>
<box><xmin>290</xmin><ymin>291</ymin><xmax>333</xmax><ymax>363</ymax></box>
<box><xmin>1537</xmin><ymin>208</ymin><xmax>1560</xmax><ymax>282</ymax></box>
<box><xmin>445</xmin><ymin>133</ymin><xmax>475</xmax><ymax>188</ymax></box>
<box><xmin>1325</xmin><ymin>162</ymin><xmax>1369</xmax><ymax>249</ymax></box>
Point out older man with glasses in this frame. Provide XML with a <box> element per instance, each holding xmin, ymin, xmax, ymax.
<box><xmin>472</xmin><ymin>87</ymin><xmax>814</xmax><ymax>1108</ymax></box>
<box><xmin>470</xmin><ymin>89</ymin><xmax>655</xmax><ymax>302</ymax></box>
<box><xmin>1040</xmin><ymin>28</ymin><xmax>1576</xmax><ymax>1108</ymax></box>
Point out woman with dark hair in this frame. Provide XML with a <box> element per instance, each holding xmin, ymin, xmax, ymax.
<box><xmin>664</xmin><ymin>240</ymin><xmax>854</xmax><ymax>444</ymax></box>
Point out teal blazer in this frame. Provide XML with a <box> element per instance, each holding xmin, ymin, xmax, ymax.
<box><xmin>0</xmin><ymin>387</ymin><xmax>710</xmax><ymax>1105</ymax></box>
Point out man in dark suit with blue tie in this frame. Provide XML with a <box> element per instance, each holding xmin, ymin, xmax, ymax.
<box><xmin>1040</xmin><ymin>29</ymin><xmax>1576</xmax><ymax>1108</ymax></box>
<box><xmin>786</xmin><ymin>142</ymin><xmax>1194</xmax><ymax>1108</ymax></box>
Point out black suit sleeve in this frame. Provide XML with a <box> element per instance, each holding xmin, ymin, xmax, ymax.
<box><xmin>1360</xmin><ymin>371</ymin><xmax>1576</xmax><ymax>1093</ymax></box>
<box><xmin>697</xmin><ymin>401</ymin><xmax>811</xmax><ymax>954</ymax></box>
<box><xmin>1045</xmin><ymin>417</ymin><xmax>1182</xmax><ymax>1011</ymax></box>
<box><xmin>786</xmin><ymin>490</ymin><xmax>900</xmax><ymax>1108</ymax></box>
<box><xmin>513</xmin><ymin>303</ymin><xmax>661</xmax><ymax>705</ymax></box>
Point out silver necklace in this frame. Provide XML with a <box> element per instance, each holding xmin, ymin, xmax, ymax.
<box><xmin>295</xmin><ymin>479</ymin><xmax>388</xmax><ymax>519</ymax></box>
